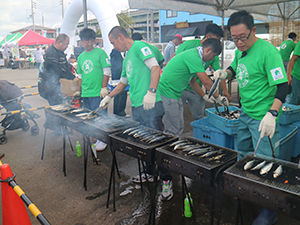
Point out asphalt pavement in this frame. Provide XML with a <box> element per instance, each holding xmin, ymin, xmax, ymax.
<box><xmin>0</xmin><ymin>66</ymin><xmax>299</xmax><ymax>225</ymax></box>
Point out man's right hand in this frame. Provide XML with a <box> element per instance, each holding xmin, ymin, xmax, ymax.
<box><xmin>99</xmin><ymin>96</ymin><xmax>112</xmax><ymax>109</ymax></box>
<box><xmin>215</xmin><ymin>96</ymin><xmax>229</xmax><ymax>106</ymax></box>
<box><xmin>202</xmin><ymin>94</ymin><xmax>215</xmax><ymax>104</ymax></box>
<box><xmin>213</xmin><ymin>69</ymin><xmax>228</xmax><ymax>80</ymax></box>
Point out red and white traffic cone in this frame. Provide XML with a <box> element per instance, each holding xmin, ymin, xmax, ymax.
<box><xmin>1</xmin><ymin>163</ymin><xmax>31</xmax><ymax>225</ymax></box>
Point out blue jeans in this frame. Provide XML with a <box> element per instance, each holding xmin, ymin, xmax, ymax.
<box><xmin>82</xmin><ymin>96</ymin><xmax>107</xmax><ymax>114</ymax></box>
<box><xmin>286</xmin><ymin>76</ymin><xmax>300</xmax><ymax>105</ymax></box>
<box><xmin>237</xmin><ymin>109</ymin><xmax>281</xmax><ymax>160</ymax></box>
<box><xmin>36</xmin><ymin>62</ymin><xmax>43</xmax><ymax>72</ymax></box>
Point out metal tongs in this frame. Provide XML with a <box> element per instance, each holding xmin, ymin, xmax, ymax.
<box><xmin>89</xmin><ymin>106</ymin><xmax>104</xmax><ymax>116</ymax></box>
<box><xmin>254</xmin><ymin>136</ymin><xmax>276</xmax><ymax>159</ymax></box>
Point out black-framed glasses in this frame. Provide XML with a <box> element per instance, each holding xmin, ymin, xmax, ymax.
<box><xmin>230</xmin><ymin>29</ymin><xmax>252</xmax><ymax>42</ymax></box>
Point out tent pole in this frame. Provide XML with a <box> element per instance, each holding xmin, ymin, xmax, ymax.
<box><xmin>282</xmin><ymin>3</ymin><xmax>285</xmax><ymax>42</ymax></box>
<box><xmin>83</xmin><ymin>0</ymin><xmax>88</xmax><ymax>28</ymax></box>
<box><xmin>221</xmin><ymin>3</ymin><xmax>224</xmax><ymax>69</ymax></box>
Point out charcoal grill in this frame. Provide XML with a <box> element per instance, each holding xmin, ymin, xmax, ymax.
<box><xmin>156</xmin><ymin>137</ymin><xmax>238</xmax><ymax>187</ymax></box>
<box><xmin>109</xmin><ymin>126</ymin><xmax>178</xmax><ymax>163</ymax></box>
<box><xmin>223</xmin><ymin>153</ymin><xmax>300</xmax><ymax>220</ymax></box>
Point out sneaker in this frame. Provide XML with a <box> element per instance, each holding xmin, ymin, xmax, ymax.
<box><xmin>95</xmin><ymin>140</ymin><xmax>107</xmax><ymax>152</ymax></box>
<box><xmin>132</xmin><ymin>173</ymin><xmax>159</xmax><ymax>183</ymax></box>
<box><xmin>252</xmin><ymin>207</ymin><xmax>277</xmax><ymax>225</ymax></box>
<box><xmin>161</xmin><ymin>180</ymin><xmax>173</xmax><ymax>201</ymax></box>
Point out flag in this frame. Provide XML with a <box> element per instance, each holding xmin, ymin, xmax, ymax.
<box><xmin>3</xmin><ymin>37</ymin><xmax>8</xmax><ymax>58</ymax></box>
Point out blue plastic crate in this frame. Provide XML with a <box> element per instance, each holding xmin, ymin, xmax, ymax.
<box><xmin>233</xmin><ymin>124</ymin><xmax>298</xmax><ymax>161</ymax></box>
<box><xmin>190</xmin><ymin>117</ymin><xmax>234</xmax><ymax>149</ymax></box>
<box><xmin>205</xmin><ymin>106</ymin><xmax>240</xmax><ymax>135</ymax></box>
<box><xmin>279</xmin><ymin>103</ymin><xmax>300</xmax><ymax>125</ymax></box>
<box><xmin>291</xmin><ymin>121</ymin><xmax>300</xmax><ymax>158</ymax></box>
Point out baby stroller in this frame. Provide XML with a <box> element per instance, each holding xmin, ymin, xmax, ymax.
<box><xmin>0</xmin><ymin>80</ymin><xmax>39</xmax><ymax>144</ymax></box>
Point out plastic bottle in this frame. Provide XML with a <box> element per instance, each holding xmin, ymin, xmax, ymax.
<box><xmin>76</xmin><ymin>141</ymin><xmax>82</xmax><ymax>157</ymax></box>
<box><xmin>91</xmin><ymin>143</ymin><xmax>97</xmax><ymax>158</ymax></box>
<box><xmin>184</xmin><ymin>193</ymin><xmax>193</xmax><ymax>218</ymax></box>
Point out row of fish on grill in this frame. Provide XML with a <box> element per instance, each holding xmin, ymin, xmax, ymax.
<box><xmin>122</xmin><ymin>127</ymin><xmax>169</xmax><ymax>144</ymax></box>
<box><xmin>244</xmin><ymin>160</ymin><xmax>283</xmax><ymax>178</ymax></box>
<box><xmin>169</xmin><ymin>139</ymin><xmax>226</xmax><ymax>162</ymax></box>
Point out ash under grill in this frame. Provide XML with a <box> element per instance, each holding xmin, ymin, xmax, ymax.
<box><xmin>223</xmin><ymin>153</ymin><xmax>300</xmax><ymax>220</ymax></box>
<box><xmin>156</xmin><ymin>137</ymin><xmax>238</xmax><ymax>187</ymax></box>
<box><xmin>109</xmin><ymin>126</ymin><xmax>178</xmax><ymax>163</ymax></box>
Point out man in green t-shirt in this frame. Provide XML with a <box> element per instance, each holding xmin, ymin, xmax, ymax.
<box><xmin>175</xmin><ymin>24</ymin><xmax>231</xmax><ymax>120</ymax></box>
<box><xmin>76</xmin><ymin>28</ymin><xmax>111</xmax><ymax>151</ymax></box>
<box><xmin>159</xmin><ymin>38</ymin><xmax>229</xmax><ymax>136</ymax></box>
<box><xmin>286</xmin><ymin>39</ymin><xmax>300</xmax><ymax>105</ymax></box>
<box><xmin>100</xmin><ymin>26</ymin><xmax>173</xmax><ymax>201</ymax></box>
<box><xmin>279</xmin><ymin>32</ymin><xmax>297</xmax><ymax>71</ymax></box>
<box><xmin>215</xmin><ymin>10</ymin><xmax>289</xmax><ymax>225</ymax></box>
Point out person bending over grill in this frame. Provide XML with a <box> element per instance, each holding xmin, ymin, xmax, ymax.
<box><xmin>75</xmin><ymin>28</ymin><xmax>111</xmax><ymax>152</ymax></box>
<box><xmin>215</xmin><ymin>10</ymin><xmax>289</xmax><ymax>225</ymax></box>
<box><xmin>99</xmin><ymin>26</ymin><xmax>173</xmax><ymax>201</ymax></box>
<box><xmin>158</xmin><ymin>38</ymin><xmax>229</xmax><ymax>136</ymax></box>
<box><xmin>175</xmin><ymin>23</ymin><xmax>231</xmax><ymax>120</ymax></box>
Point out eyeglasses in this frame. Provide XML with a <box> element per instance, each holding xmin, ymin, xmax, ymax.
<box><xmin>81</xmin><ymin>39</ymin><xmax>92</xmax><ymax>43</ymax></box>
<box><xmin>230</xmin><ymin>29</ymin><xmax>252</xmax><ymax>42</ymax></box>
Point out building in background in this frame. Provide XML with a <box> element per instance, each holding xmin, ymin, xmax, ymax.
<box><xmin>11</xmin><ymin>25</ymin><xmax>56</xmax><ymax>40</ymax></box>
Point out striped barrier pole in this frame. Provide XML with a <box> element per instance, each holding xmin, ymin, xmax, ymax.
<box><xmin>0</xmin><ymin>155</ymin><xmax>51</xmax><ymax>225</ymax></box>
<box><xmin>19</xmin><ymin>85</ymin><xmax>38</xmax><ymax>89</ymax></box>
<box><xmin>0</xmin><ymin>106</ymin><xmax>51</xmax><ymax>116</ymax></box>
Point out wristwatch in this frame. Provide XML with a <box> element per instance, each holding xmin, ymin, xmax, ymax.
<box><xmin>268</xmin><ymin>110</ymin><xmax>278</xmax><ymax>117</ymax></box>
<box><xmin>149</xmin><ymin>88</ymin><xmax>156</xmax><ymax>93</ymax></box>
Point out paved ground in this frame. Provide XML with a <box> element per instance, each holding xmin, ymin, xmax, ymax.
<box><xmin>0</xmin><ymin>66</ymin><xmax>299</xmax><ymax>225</ymax></box>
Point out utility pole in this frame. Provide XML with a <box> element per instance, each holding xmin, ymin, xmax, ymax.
<box><xmin>42</xmin><ymin>13</ymin><xmax>44</xmax><ymax>27</ymax></box>
<box><xmin>31</xmin><ymin>0</ymin><xmax>36</xmax><ymax>31</ymax></box>
<box><xmin>151</xmin><ymin>10</ymin><xmax>154</xmax><ymax>43</ymax></box>
<box><xmin>60</xmin><ymin>0</ymin><xmax>64</xmax><ymax>19</ymax></box>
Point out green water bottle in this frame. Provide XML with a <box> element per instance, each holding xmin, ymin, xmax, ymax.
<box><xmin>76</xmin><ymin>141</ymin><xmax>82</xmax><ymax>157</ymax></box>
<box><xmin>184</xmin><ymin>193</ymin><xmax>193</xmax><ymax>218</ymax></box>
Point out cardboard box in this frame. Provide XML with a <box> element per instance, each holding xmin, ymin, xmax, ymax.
<box><xmin>60</xmin><ymin>78</ymin><xmax>78</xmax><ymax>96</ymax></box>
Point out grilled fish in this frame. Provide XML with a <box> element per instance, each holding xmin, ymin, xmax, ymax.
<box><xmin>148</xmin><ymin>135</ymin><xmax>167</xmax><ymax>144</ymax></box>
<box><xmin>244</xmin><ymin>160</ymin><xmax>255</xmax><ymax>170</ymax></box>
<box><xmin>174</xmin><ymin>142</ymin><xmax>192</xmax><ymax>150</ymax></box>
<box><xmin>170</xmin><ymin>140</ymin><xmax>189</xmax><ymax>146</ymax></box>
<box><xmin>273</xmin><ymin>165</ymin><xmax>283</xmax><ymax>178</ymax></box>
<box><xmin>251</xmin><ymin>161</ymin><xmax>266</xmax><ymax>171</ymax></box>
<box><xmin>128</xmin><ymin>128</ymin><xmax>145</xmax><ymax>136</ymax></box>
<box><xmin>188</xmin><ymin>147</ymin><xmax>210</xmax><ymax>155</ymax></box>
<box><xmin>123</xmin><ymin>127</ymin><xmax>139</xmax><ymax>134</ymax></box>
<box><xmin>200</xmin><ymin>150</ymin><xmax>219</xmax><ymax>158</ymax></box>
<box><xmin>208</xmin><ymin>153</ymin><xmax>226</xmax><ymax>161</ymax></box>
<box><xmin>260</xmin><ymin>162</ymin><xmax>273</xmax><ymax>175</ymax></box>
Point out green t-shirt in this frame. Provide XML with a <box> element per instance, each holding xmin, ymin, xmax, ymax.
<box><xmin>149</xmin><ymin>44</ymin><xmax>164</xmax><ymax>68</ymax></box>
<box><xmin>230</xmin><ymin>39</ymin><xmax>287</xmax><ymax>120</ymax></box>
<box><xmin>158</xmin><ymin>48</ymin><xmax>206</xmax><ymax>99</ymax></box>
<box><xmin>121</xmin><ymin>41</ymin><xmax>162</xmax><ymax>107</ymax></box>
<box><xmin>175</xmin><ymin>39</ymin><xmax>220</xmax><ymax>90</ymax></box>
<box><xmin>279</xmin><ymin>39</ymin><xmax>296</xmax><ymax>62</ymax></box>
<box><xmin>291</xmin><ymin>41</ymin><xmax>300</xmax><ymax>80</ymax></box>
<box><xmin>77</xmin><ymin>48</ymin><xmax>111</xmax><ymax>97</ymax></box>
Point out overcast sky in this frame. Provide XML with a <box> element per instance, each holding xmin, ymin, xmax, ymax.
<box><xmin>0</xmin><ymin>0</ymin><xmax>129</xmax><ymax>40</ymax></box>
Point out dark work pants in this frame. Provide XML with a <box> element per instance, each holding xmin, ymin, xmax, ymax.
<box><xmin>113</xmin><ymin>91</ymin><xmax>127</xmax><ymax>116</ymax></box>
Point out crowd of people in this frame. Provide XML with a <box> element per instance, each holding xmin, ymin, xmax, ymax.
<box><xmin>36</xmin><ymin>9</ymin><xmax>300</xmax><ymax>225</ymax></box>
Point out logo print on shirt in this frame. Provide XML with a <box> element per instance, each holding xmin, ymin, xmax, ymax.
<box><xmin>106</xmin><ymin>58</ymin><xmax>110</xmax><ymax>65</ymax></box>
<box><xmin>237</xmin><ymin>63</ymin><xmax>249</xmax><ymax>88</ymax></box>
<box><xmin>126</xmin><ymin>59</ymin><xmax>132</xmax><ymax>78</ymax></box>
<box><xmin>141</xmin><ymin>47</ymin><xmax>152</xmax><ymax>56</ymax></box>
<box><xmin>281</xmin><ymin>43</ymin><xmax>287</xmax><ymax>49</ymax></box>
<box><xmin>82</xmin><ymin>59</ymin><xmax>94</xmax><ymax>74</ymax></box>
<box><xmin>271</xmin><ymin>67</ymin><xmax>284</xmax><ymax>81</ymax></box>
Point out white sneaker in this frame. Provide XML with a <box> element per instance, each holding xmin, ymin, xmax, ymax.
<box><xmin>95</xmin><ymin>140</ymin><xmax>107</xmax><ymax>152</ymax></box>
<box><xmin>132</xmin><ymin>173</ymin><xmax>159</xmax><ymax>183</ymax></box>
<box><xmin>161</xmin><ymin>180</ymin><xmax>173</xmax><ymax>201</ymax></box>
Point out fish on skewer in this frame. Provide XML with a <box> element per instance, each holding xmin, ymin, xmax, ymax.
<box><xmin>251</xmin><ymin>161</ymin><xmax>266</xmax><ymax>171</ymax></box>
<box><xmin>273</xmin><ymin>165</ymin><xmax>283</xmax><ymax>178</ymax></box>
<box><xmin>260</xmin><ymin>162</ymin><xmax>273</xmax><ymax>175</ymax></box>
<box><xmin>244</xmin><ymin>160</ymin><xmax>255</xmax><ymax>170</ymax></box>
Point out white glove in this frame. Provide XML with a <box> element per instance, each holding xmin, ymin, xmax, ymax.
<box><xmin>202</xmin><ymin>94</ymin><xmax>215</xmax><ymax>104</ymax></box>
<box><xmin>73</xmin><ymin>91</ymin><xmax>81</xmax><ymax>97</ymax></box>
<box><xmin>214</xmin><ymin>69</ymin><xmax>228</xmax><ymax>80</ymax></box>
<box><xmin>100</xmin><ymin>87</ymin><xmax>109</xmax><ymax>98</ymax></box>
<box><xmin>99</xmin><ymin>96</ymin><xmax>112</xmax><ymax>109</ymax></box>
<box><xmin>258</xmin><ymin>112</ymin><xmax>276</xmax><ymax>138</ymax></box>
<box><xmin>143</xmin><ymin>91</ymin><xmax>156</xmax><ymax>110</ymax></box>
<box><xmin>215</xmin><ymin>96</ymin><xmax>229</xmax><ymax>106</ymax></box>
